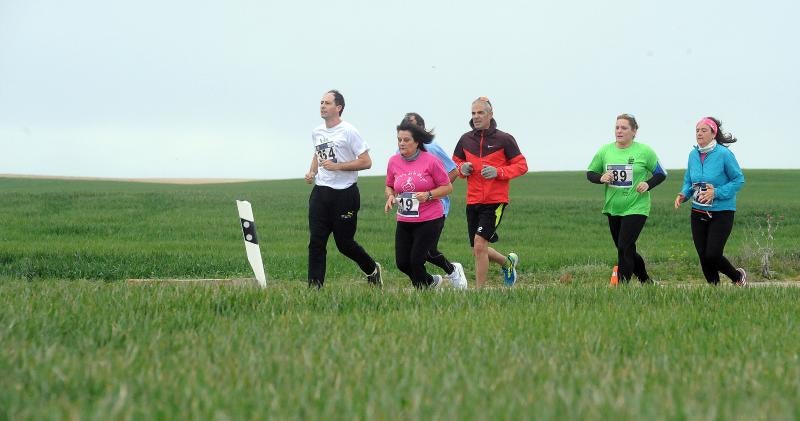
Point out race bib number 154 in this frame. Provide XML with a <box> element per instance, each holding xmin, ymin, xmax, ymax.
<box><xmin>315</xmin><ymin>141</ymin><xmax>337</xmax><ymax>163</ymax></box>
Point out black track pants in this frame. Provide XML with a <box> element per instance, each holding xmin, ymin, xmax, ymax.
<box><xmin>396</xmin><ymin>219</ymin><xmax>441</xmax><ymax>288</ymax></box>
<box><xmin>424</xmin><ymin>216</ymin><xmax>454</xmax><ymax>275</ymax></box>
<box><xmin>690</xmin><ymin>210</ymin><xmax>741</xmax><ymax>284</ymax></box>
<box><xmin>308</xmin><ymin>184</ymin><xmax>377</xmax><ymax>284</ymax></box>
<box><xmin>607</xmin><ymin>214</ymin><xmax>650</xmax><ymax>283</ymax></box>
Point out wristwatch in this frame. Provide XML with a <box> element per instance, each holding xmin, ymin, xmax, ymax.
<box><xmin>427</xmin><ymin>191</ymin><xmax>433</xmax><ymax>201</ymax></box>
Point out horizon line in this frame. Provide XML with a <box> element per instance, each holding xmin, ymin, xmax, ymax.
<box><xmin>3</xmin><ymin>168</ymin><xmax>798</xmax><ymax>185</ymax></box>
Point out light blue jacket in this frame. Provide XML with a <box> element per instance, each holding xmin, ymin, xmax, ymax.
<box><xmin>423</xmin><ymin>141</ymin><xmax>457</xmax><ymax>216</ymax></box>
<box><xmin>680</xmin><ymin>144</ymin><xmax>744</xmax><ymax>211</ymax></box>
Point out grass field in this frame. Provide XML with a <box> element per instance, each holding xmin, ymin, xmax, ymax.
<box><xmin>1</xmin><ymin>170</ymin><xmax>798</xmax><ymax>283</ymax></box>
<box><xmin>1</xmin><ymin>171</ymin><xmax>799</xmax><ymax>419</ymax></box>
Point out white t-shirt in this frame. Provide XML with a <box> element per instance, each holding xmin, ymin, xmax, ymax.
<box><xmin>311</xmin><ymin>121</ymin><xmax>369</xmax><ymax>189</ymax></box>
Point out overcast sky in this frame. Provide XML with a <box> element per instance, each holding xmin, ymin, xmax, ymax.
<box><xmin>1</xmin><ymin>0</ymin><xmax>797</xmax><ymax>180</ymax></box>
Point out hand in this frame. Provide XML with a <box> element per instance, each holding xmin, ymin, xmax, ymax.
<box><xmin>481</xmin><ymin>165</ymin><xmax>498</xmax><ymax>179</ymax></box>
<box><xmin>459</xmin><ymin>162</ymin><xmax>473</xmax><ymax>176</ymax></box>
<box><xmin>304</xmin><ymin>172</ymin><xmax>316</xmax><ymax>184</ymax></box>
<box><xmin>697</xmin><ymin>184</ymin><xmax>715</xmax><ymax>204</ymax></box>
<box><xmin>674</xmin><ymin>194</ymin><xmax>684</xmax><ymax>209</ymax></box>
<box><xmin>414</xmin><ymin>192</ymin><xmax>432</xmax><ymax>203</ymax></box>
<box><xmin>635</xmin><ymin>182</ymin><xmax>649</xmax><ymax>193</ymax></box>
<box><xmin>599</xmin><ymin>171</ymin><xmax>613</xmax><ymax>184</ymax></box>
<box><xmin>320</xmin><ymin>159</ymin><xmax>339</xmax><ymax>171</ymax></box>
<box><xmin>384</xmin><ymin>195</ymin><xmax>395</xmax><ymax>213</ymax></box>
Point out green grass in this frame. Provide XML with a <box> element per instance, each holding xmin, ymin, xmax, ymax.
<box><xmin>2</xmin><ymin>281</ymin><xmax>799</xmax><ymax>419</ymax></box>
<box><xmin>1</xmin><ymin>170</ymin><xmax>798</xmax><ymax>283</ymax></box>
<box><xmin>1</xmin><ymin>172</ymin><xmax>800</xmax><ymax>419</ymax></box>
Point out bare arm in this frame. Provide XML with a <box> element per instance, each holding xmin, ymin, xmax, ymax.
<box><xmin>305</xmin><ymin>154</ymin><xmax>318</xmax><ymax>184</ymax></box>
<box><xmin>447</xmin><ymin>168</ymin><xmax>458</xmax><ymax>183</ymax></box>
<box><xmin>320</xmin><ymin>151</ymin><xmax>372</xmax><ymax>172</ymax></box>
<box><xmin>413</xmin><ymin>183</ymin><xmax>453</xmax><ymax>203</ymax></box>
<box><xmin>431</xmin><ymin>183</ymin><xmax>453</xmax><ymax>198</ymax></box>
<box><xmin>384</xmin><ymin>185</ymin><xmax>397</xmax><ymax>213</ymax></box>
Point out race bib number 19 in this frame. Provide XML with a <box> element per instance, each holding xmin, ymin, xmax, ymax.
<box><xmin>397</xmin><ymin>192</ymin><xmax>420</xmax><ymax>218</ymax></box>
<box><xmin>315</xmin><ymin>141</ymin><xmax>337</xmax><ymax>163</ymax></box>
<box><xmin>606</xmin><ymin>164</ymin><xmax>634</xmax><ymax>188</ymax></box>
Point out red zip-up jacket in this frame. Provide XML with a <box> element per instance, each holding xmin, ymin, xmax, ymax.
<box><xmin>452</xmin><ymin>118</ymin><xmax>528</xmax><ymax>205</ymax></box>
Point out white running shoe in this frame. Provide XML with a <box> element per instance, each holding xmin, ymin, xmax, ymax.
<box><xmin>734</xmin><ymin>268</ymin><xmax>747</xmax><ymax>287</ymax></box>
<box><xmin>430</xmin><ymin>274</ymin><xmax>444</xmax><ymax>289</ymax></box>
<box><xmin>447</xmin><ymin>262</ymin><xmax>468</xmax><ymax>289</ymax></box>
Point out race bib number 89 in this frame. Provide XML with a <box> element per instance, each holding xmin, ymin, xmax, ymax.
<box><xmin>606</xmin><ymin>164</ymin><xmax>634</xmax><ymax>188</ymax></box>
<box><xmin>397</xmin><ymin>192</ymin><xmax>420</xmax><ymax>218</ymax></box>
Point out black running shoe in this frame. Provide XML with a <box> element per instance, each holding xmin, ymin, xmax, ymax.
<box><xmin>367</xmin><ymin>263</ymin><xmax>383</xmax><ymax>287</ymax></box>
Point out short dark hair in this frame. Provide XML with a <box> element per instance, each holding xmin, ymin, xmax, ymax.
<box><xmin>401</xmin><ymin>112</ymin><xmax>426</xmax><ymax>129</ymax></box>
<box><xmin>327</xmin><ymin>89</ymin><xmax>345</xmax><ymax>116</ymax></box>
<box><xmin>397</xmin><ymin>121</ymin><xmax>435</xmax><ymax>151</ymax></box>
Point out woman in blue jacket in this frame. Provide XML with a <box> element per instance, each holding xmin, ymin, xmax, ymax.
<box><xmin>674</xmin><ymin>117</ymin><xmax>746</xmax><ymax>286</ymax></box>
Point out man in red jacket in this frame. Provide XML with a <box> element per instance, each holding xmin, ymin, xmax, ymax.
<box><xmin>452</xmin><ymin>97</ymin><xmax>528</xmax><ymax>288</ymax></box>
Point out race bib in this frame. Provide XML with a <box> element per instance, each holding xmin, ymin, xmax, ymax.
<box><xmin>315</xmin><ymin>141</ymin><xmax>337</xmax><ymax>163</ymax></box>
<box><xmin>691</xmin><ymin>182</ymin><xmax>713</xmax><ymax>207</ymax></box>
<box><xmin>397</xmin><ymin>192</ymin><xmax>420</xmax><ymax>218</ymax></box>
<box><xmin>606</xmin><ymin>164</ymin><xmax>634</xmax><ymax>188</ymax></box>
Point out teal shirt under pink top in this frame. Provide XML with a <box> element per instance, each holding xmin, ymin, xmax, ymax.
<box><xmin>386</xmin><ymin>151</ymin><xmax>450</xmax><ymax>223</ymax></box>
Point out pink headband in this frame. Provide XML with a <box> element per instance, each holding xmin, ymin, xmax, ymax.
<box><xmin>697</xmin><ymin>117</ymin><xmax>718</xmax><ymax>135</ymax></box>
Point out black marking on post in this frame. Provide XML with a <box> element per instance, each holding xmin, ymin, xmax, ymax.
<box><xmin>240</xmin><ymin>218</ymin><xmax>259</xmax><ymax>245</ymax></box>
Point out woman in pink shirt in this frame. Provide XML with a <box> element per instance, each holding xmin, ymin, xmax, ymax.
<box><xmin>385</xmin><ymin>122</ymin><xmax>453</xmax><ymax>288</ymax></box>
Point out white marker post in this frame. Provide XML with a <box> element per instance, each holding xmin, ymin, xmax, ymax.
<box><xmin>236</xmin><ymin>200</ymin><xmax>267</xmax><ymax>288</ymax></box>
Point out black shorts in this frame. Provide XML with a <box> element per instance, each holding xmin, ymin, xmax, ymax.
<box><xmin>466</xmin><ymin>203</ymin><xmax>507</xmax><ymax>247</ymax></box>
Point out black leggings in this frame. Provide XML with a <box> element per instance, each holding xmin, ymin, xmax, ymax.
<box><xmin>690</xmin><ymin>210</ymin><xmax>741</xmax><ymax>284</ymax></box>
<box><xmin>425</xmin><ymin>217</ymin><xmax>454</xmax><ymax>275</ymax></box>
<box><xmin>308</xmin><ymin>184</ymin><xmax>377</xmax><ymax>284</ymax></box>
<box><xmin>607</xmin><ymin>214</ymin><xmax>650</xmax><ymax>283</ymax></box>
<box><xmin>396</xmin><ymin>219</ymin><xmax>441</xmax><ymax>288</ymax></box>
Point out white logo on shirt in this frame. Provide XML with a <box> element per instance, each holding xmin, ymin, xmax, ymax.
<box><xmin>402</xmin><ymin>176</ymin><xmax>414</xmax><ymax>192</ymax></box>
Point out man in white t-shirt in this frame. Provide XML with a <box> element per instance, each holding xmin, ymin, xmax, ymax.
<box><xmin>304</xmin><ymin>90</ymin><xmax>382</xmax><ymax>288</ymax></box>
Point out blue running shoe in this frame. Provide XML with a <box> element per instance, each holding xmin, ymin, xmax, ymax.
<box><xmin>502</xmin><ymin>253</ymin><xmax>519</xmax><ymax>286</ymax></box>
